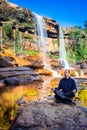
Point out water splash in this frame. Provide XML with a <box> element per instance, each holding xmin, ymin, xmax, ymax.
<box><xmin>80</xmin><ymin>70</ymin><xmax>84</xmax><ymax>77</ymax></box>
<box><xmin>75</xmin><ymin>70</ymin><xmax>85</xmax><ymax>78</ymax></box>
<box><xmin>49</xmin><ymin>68</ymin><xmax>62</xmax><ymax>77</ymax></box>
<box><xmin>75</xmin><ymin>71</ymin><xmax>79</xmax><ymax>77</ymax></box>
<box><xmin>39</xmin><ymin>80</ymin><xmax>50</xmax><ymax>101</ymax></box>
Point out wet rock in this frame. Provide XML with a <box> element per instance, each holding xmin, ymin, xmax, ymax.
<box><xmin>9</xmin><ymin>102</ymin><xmax>87</xmax><ymax>130</ymax></box>
<box><xmin>35</xmin><ymin>68</ymin><xmax>52</xmax><ymax>76</ymax></box>
<box><xmin>0</xmin><ymin>57</ymin><xmax>13</xmax><ymax>67</ymax></box>
<box><xmin>80</xmin><ymin>61</ymin><xmax>87</xmax><ymax>69</ymax></box>
<box><xmin>50</xmin><ymin>59</ymin><xmax>60</xmax><ymax>68</ymax></box>
<box><xmin>4</xmin><ymin>77</ymin><xmax>19</xmax><ymax>86</ymax></box>
<box><xmin>0</xmin><ymin>67</ymin><xmax>38</xmax><ymax>79</ymax></box>
<box><xmin>28</xmin><ymin>64</ymin><xmax>44</xmax><ymax>69</ymax></box>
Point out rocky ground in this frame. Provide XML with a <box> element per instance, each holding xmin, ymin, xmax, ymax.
<box><xmin>0</xmin><ymin>56</ymin><xmax>87</xmax><ymax>130</ymax></box>
<box><xmin>9</xmin><ymin>100</ymin><xmax>87</xmax><ymax>130</ymax></box>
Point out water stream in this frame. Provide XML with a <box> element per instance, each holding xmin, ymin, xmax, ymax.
<box><xmin>0</xmin><ymin>26</ymin><xmax>3</xmax><ymax>53</ymax></box>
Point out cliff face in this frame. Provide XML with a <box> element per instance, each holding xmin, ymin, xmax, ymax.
<box><xmin>0</xmin><ymin>0</ymin><xmax>58</xmax><ymax>38</ymax></box>
<box><xmin>0</xmin><ymin>0</ymin><xmax>34</xmax><ymax>29</ymax></box>
<box><xmin>44</xmin><ymin>17</ymin><xmax>58</xmax><ymax>38</ymax></box>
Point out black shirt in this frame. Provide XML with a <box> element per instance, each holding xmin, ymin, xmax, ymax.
<box><xmin>57</xmin><ymin>77</ymin><xmax>77</xmax><ymax>93</ymax></box>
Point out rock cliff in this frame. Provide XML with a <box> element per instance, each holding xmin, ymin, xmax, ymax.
<box><xmin>0</xmin><ymin>0</ymin><xmax>58</xmax><ymax>38</ymax></box>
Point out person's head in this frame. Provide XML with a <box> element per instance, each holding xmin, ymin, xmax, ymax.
<box><xmin>64</xmin><ymin>69</ymin><xmax>70</xmax><ymax>79</ymax></box>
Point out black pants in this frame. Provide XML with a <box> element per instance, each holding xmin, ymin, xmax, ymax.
<box><xmin>54</xmin><ymin>89</ymin><xmax>75</xmax><ymax>103</ymax></box>
<box><xmin>64</xmin><ymin>92</ymin><xmax>75</xmax><ymax>99</ymax></box>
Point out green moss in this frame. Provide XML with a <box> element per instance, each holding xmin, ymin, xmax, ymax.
<box><xmin>26</xmin><ymin>90</ymin><xmax>39</xmax><ymax>96</ymax></box>
<box><xmin>26</xmin><ymin>50</ymin><xmax>39</xmax><ymax>56</ymax></box>
<box><xmin>0</xmin><ymin>103</ymin><xmax>18</xmax><ymax>129</ymax></box>
<box><xmin>77</xmin><ymin>89</ymin><xmax>87</xmax><ymax>107</ymax></box>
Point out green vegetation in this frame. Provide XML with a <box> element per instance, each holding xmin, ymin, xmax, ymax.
<box><xmin>0</xmin><ymin>104</ymin><xmax>18</xmax><ymax>129</ymax></box>
<box><xmin>67</xmin><ymin>26</ymin><xmax>87</xmax><ymax>62</ymax></box>
<box><xmin>24</xmin><ymin>22</ymin><xmax>34</xmax><ymax>29</ymax></box>
<box><xmin>24</xmin><ymin>33</ymin><xmax>33</xmax><ymax>42</ymax></box>
<box><xmin>15</xmin><ymin>47</ymin><xmax>39</xmax><ymax>56</ymax></box>
<box><xmin>0</xmin><ymin>94</ymin><xmax>18</xmax><ymax>130</ymax></box>
<box><xmin>26</xmin><ymin>50</ymin><xmax>39</xmax><ymax>56</ymax></box>
<box><xmin>67</xmin><ymin>49</ymin><xmax>77</xmax><ymax>63</ymax></box>
<box><xmin>0</xmin><ymin>0</ymin><xmax>87</xmax><ymax>62</ymax></box>
<box><xmin>3</xmin><ymin>23</ymin><xmax>12</xmax><ymax>39</ymax></box>
<box><xmin>49</xmin><ymin>52</ymin><xmax>59</xmax><ymax>59</ymax></box>
<box><xmin>14</xmin><ymin>29</ymin><xmax>19</xmax><ymax>43</ymax></box>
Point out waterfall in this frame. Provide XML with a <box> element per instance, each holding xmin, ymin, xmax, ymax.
<box><xmin>33</xmin><ymin>12</ymin><xmax>62</xmax><ymax>77</ymax></box>
<box><xmin>33</xmin><ymin>12</ymin><xmax>48</xmax><ymax>67</ymax></box>
<box><xmin>58</xmin><ymin>26</ymin><xmax>70</xmax><ymax>68</ymax></box>
<box><xmin>19</xmin><ymin>31</ymin><xmax>23</xmax><ymax>57</ymax></box>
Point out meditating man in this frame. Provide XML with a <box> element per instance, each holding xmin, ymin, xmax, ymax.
<box><xmin>54</xmin><ymin>69</ymin><xmax>77</xmax><ymax>103</ymax></box>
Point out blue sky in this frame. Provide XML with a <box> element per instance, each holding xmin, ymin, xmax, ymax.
<box><xmin>8</xmin><ymin>0</ymin><xmax>87</xmax><ymax>27</ymax></box>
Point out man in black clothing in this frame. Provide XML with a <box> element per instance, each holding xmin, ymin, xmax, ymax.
<box><xmin>54</xmin><ymin>69</ymin><xmax>77</xmax><ymax>103</ymax></box>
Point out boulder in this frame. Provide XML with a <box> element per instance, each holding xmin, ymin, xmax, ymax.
<box><xmin>9</xmin><ymin>102</ymin><xmax>87</xmax><ymax>130</ymax></box>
